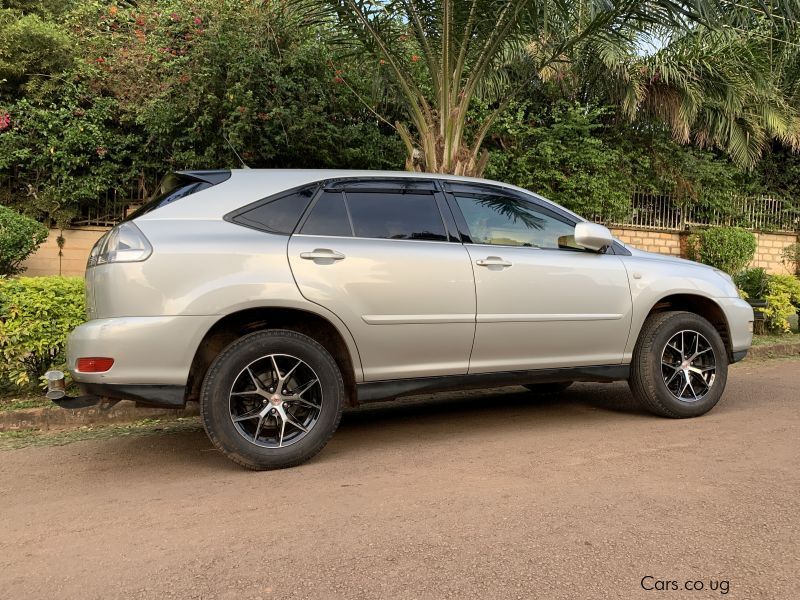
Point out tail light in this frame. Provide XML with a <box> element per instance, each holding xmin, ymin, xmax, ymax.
<box><xmin>87</xmin><ymin>222</ymin><xmax>152</xmax><ymax>268</ymax></box>
<box><xmin>76</xmin><ymin>357</ymin><xmax>115</xmax><ymax>373</ymax></box>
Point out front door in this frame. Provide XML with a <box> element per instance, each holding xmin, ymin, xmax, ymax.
<box><xmin>446</xmin><ymin>184</ymin><xmax>632</xmax><ymax>374</ymax></box>
<box><xmin>288</xmin><ymin>182</ymin><xmax>476</xmax><ymax>381</ymax></box>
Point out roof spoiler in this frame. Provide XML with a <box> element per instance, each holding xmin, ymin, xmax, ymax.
<box><xmin>175</xmin><ymin>170</ymin><xmax>232</xmax><ymax>185</ymax></box>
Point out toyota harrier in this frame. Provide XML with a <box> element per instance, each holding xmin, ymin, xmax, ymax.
<box><xmin>51</xmin><ymin>170</ymin><xmax>754</xmax><ymax>470</ymax></box>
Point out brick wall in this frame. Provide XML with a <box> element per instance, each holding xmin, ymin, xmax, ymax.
<box><xmin>21</xmin><ymin>227</ymin><xmax>109</xmax><ymax>277</ymax></box>
<box><xmin>751</xmin><ymin>232</ymin><xmax>797</xmax><ymax>274</ymax></box>
<box><xmin>609</xmin><ymin>227</ymin><xmax>683</xmax><ymax>257</ymax></box>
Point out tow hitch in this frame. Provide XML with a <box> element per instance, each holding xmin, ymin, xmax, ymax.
<box><xmin>45</xmin><ymin>370</ymin><xmax>103</xmax><ymax>409</ymax></box>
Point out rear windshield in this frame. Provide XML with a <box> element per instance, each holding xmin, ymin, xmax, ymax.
<box><xmin>125</xmin><ymin>171</ymin><xmax>228</xmax><ymax>220</ymax></box>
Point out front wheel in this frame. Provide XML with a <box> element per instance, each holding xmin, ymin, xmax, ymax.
<box><xmin>629</xmin><ymin>311</ymin><xmax>728</xmax><ymax>418</ymax></box>
<box><xmin>200</xmin><ymin>329</ymin><xmax>344</xmax><ymax>470</ymax></box>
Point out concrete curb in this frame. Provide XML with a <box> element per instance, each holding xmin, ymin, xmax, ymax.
<box><xmin>0</xmin><ymin>401</ymin><xmax>199</xmax><ymax>432</ymax></box>
<box><xmin>746</xmin><ymin>342</ymin><xmax>800</xmax><ymax>360</ymax></box>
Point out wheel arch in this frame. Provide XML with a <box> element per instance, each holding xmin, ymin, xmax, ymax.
<box><xmin>638</xmin><ymin>294</ymin><xmax>733</xmax><ymax>359</ymax></box>
<box><xmin>185</xmin><ymin>306</ymin><xmax>361</xmax><ymax>407</ymax></box>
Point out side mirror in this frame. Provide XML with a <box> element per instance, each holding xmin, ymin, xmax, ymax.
<box><xmin>574</xmin><ymin>222</ymin><xmax>614</xmax><ymax>252</ymax></box>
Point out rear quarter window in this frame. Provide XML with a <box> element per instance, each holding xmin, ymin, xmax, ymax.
<box><xmin>229</xmin><ymin>185</ymin><xmax>317</xmax><ymax>234</ymax></box>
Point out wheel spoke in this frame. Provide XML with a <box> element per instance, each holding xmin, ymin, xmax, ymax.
<box><xmin>284</xmin><ymin>414</ymin><xmax>309</xmax><ymax>433</ymax></box>
<box><xmin>281</xmin><ymin>359</ymin><xmax>303</xmax><ymax>384</ymax></box>
<box><xmin>293</xmin><ymin>397</ymin><xmax>320</xmax><ymax>410</ymax></box>
<box><xmin>686</xmin><ymin>376</ymin><xmax>698</xmax><ymax>400</ymax></box>
<box><xmin>233</xmin><ymin>407</ymin><xmax>263</xmax><ymax>422</ymax></box>
<box><xmin>292</xmin><ymin>378</ymin><xmax>319</xmax><ymax>397</ymax></box>
<box><xmin>278</xmin><ymin>417</ymin><xmax>286</xmax><ymax>447</ymax></box>
<box><xmin>665</xmin><ymin>368</ymin><xmax>682</xmax><ymax>387</ymax></box>
<box><xmin>246</xmin><ymin>367</ymin><xmax>265</xmax><ymax>391</ymax></box>
<box><xmin>270</xmin><ymin>355</ymin><xmax>280</xmax><ymax>381</ymax></box>
<box><xmin>252</xmin><ymin>414</ymin><xmax>266</xmax><ymax>442</ymax></box>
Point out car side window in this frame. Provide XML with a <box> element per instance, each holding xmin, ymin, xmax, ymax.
<box><xmin>300</xmin><ymin>191</ymin><xmax>353</xmax><ymax>237</ymax></box>
<box><xmin>231</xmin><ymin>185</ymin><xmax>316</xmax><ymax>234</ymax></box>
<box><xmin>454</xmin><ymin>193</ymin><xmax>583</xmax><ymax>250</ymax></box>
<box><xmin>344</xmin><ymin>191</ymin><xmax>447</xmax><ymax>241</ymax></box>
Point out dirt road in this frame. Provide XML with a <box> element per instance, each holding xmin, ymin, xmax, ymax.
<box><xmin>1</xmin><ymin>359</ymin><xmax>798</xmax><ymax>599</ymax></box>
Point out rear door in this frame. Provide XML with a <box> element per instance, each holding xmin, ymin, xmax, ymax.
<box><xmin>445</xmin><ymin>182</ymin><xmax>632</xmax><ymax>373</ymax></box>
<box><xmin>288</xmin><ymin>179</ymin><xmax>476</xmax><ymax>381</ymax></box>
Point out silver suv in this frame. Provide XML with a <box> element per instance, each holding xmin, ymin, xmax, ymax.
<box><xmin>55</xmin><ymin>170</ymin><xmax>753</xmax><ymax>470</ymax></box>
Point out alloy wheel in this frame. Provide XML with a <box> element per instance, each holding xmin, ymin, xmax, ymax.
<box><xmin>228</xmin><ymin>354</ymin><xmax>323</xmax><ymax>448</ymax></box>
<box><xmin>660</xmin><ymin>330</ymin><xmax>717</xmax><ymax>402</ymax></box>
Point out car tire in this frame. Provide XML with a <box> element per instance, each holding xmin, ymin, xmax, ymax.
<box><xmin>200</xmin><ymin>329</ymin><xmax>344</xmax><ymax>470</ymax></box>
<box><xmin>629</xmin><ymin>311</ymin><xmax>728</xmax><ymax>418</ymax></box>
<box><xmin>523</xmin><ymin>381</ymin><xmax>573</xmax><ymax>394</ymax></box>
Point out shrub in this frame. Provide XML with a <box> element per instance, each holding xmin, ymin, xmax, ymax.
<box><xmin>0</xmin><ymin>276</ymin><xmax>85</xmax><ymax>388</ymax></box>
<box><xmin>781</xmin><ymin>242</ymin><xmax>800</xmax><ymax>276</ymax></box>
<box><xmin>686</xmin><ymin>227</ymin><xmax>757</xmax><ymax>275</ymax></box>
<box><xmin>0</xmin><ymin>205</ymin><xmax>48</xmax><ymax>276</ymax></box>
<box><xmin>734</xmin><ymin>267</ymin><xmax>769</xmax><ymax>299</ymax></box>
<box><xmin>762</xmin><ymin>274</ymin><xmax>800</xmax><ymax>332</ymax></box>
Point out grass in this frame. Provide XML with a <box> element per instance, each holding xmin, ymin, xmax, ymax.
<box><xmin>0</xmin><ymin>393</ymin><xmax>51</xmax><ymax>412</ymax></box>
<box><xmin>751</xmin><ymin>332</ymin><xmax>800</xmax><ymax>346</ymax></box>
<box><xmin>0</xmin><ymin>417</ymin><xmax>203</xmax><ymax>451</ymax></box>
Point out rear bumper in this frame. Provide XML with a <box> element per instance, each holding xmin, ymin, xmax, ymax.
<box><xmin>67</xmin><ymin>315</ymin><xmax>218</xmax><ymax>388</ymax></box>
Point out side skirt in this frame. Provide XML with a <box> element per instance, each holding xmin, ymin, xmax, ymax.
<box><xmin>356</xmin><ymin>364</ymin><xmax>630</xmax><ymax>404</ymax></box>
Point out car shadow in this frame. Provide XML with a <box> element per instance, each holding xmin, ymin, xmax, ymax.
<box><xmin>65</xmin><ymin>382</ymin><xmax>649</xmax><ymax>474</ymax></box>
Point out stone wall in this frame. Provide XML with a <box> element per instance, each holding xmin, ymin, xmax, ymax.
<box><xmin>19</xmin><ymin>225</ymin><xmax>799</xmax><ymax>277</ymax></box>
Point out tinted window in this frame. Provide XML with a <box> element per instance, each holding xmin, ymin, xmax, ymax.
<box><xmin>234</xmin><ymin>186</ymin><xmax>316</xmax><ymax>234</ymax></box>
<box><xmin>300</xmin><ymin>191</ymin><xmax>353</xmax><ymax>236</ymax></box>
<box><xmin>345</xmin><ymin>192</ymin><xmax>447</xmax><ymax>241</ymax></box>
<box><xmin>455</xmin><ymin>193</ymin><xmax>580</xmax><ymax>249</ymax></box>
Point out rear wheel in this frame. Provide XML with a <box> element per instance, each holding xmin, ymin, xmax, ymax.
<box><xmin>523</xmin><ymin>381</ymin><xmax>573</xmax><ymax>394</ymax></box>
<box><xmin>200</xmin><ymin>329</ymin><xmax>344</xmax><ymax>470</ymax></box>
<box><xmin>629</xmin><ymin>311</ymin><xmax>728</xmax><ymax>418</ymax></box>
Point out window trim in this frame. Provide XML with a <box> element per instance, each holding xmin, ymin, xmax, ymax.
<box><xmin>224</xmin><ymin>183</ymin><xmax>321</xmax><ymax>235</ymax></box>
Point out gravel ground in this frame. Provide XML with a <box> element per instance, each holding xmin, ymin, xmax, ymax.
<box><xmin>1</xmin><ymin>358</ymin><xmax>798</xmax><ymax>599</ymax></box>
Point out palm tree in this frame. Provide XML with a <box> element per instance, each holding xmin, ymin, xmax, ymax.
<box><xmin>556</xmin><ymin>20</ymin><xmax>800</xmax><ymax>168</ymax></box>
<box><xmin>318</xmin><ymin>0</ymin><xmax>800</xmax><ymax>175</ymax></box>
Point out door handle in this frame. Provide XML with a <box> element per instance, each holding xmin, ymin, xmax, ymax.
<box><xmin>476</xmin><ymin>256</ymin><xmax>512</xmax><ymax>268</ymax></box>
<box><xmin>300</xmin><ymin>249</ymin><xmax>346</xmax><ymax>261</ymax></box>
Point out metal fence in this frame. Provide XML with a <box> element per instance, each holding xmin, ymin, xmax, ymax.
<box><xmin>70</xmin><ymin>174</ymin><xmax>157</xmax><ymax>227</ymax></box>
<box><xmin>64</xmin><ymin>185</ymin><xmax>800</xmax><ymax>233</ymax></box>
<box><xmin>594</xmin><ymin>191</ymin><xmax>800</xmax><ymax>233</ymax></box>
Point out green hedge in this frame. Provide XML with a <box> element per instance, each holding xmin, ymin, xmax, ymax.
<box><xmin>687</xmin><ymin>227</ymin><xmax>757</xmax><ymax>275</ymax></box>
<box><xmin>0</xmin><ymin>205</ymin><xmax>49</xmax><ymax>276</ymax></box>
<box><xmin>0</xmin><ymin>276</ymin><xmax>85</xmax><ymax>388</ymax></box>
